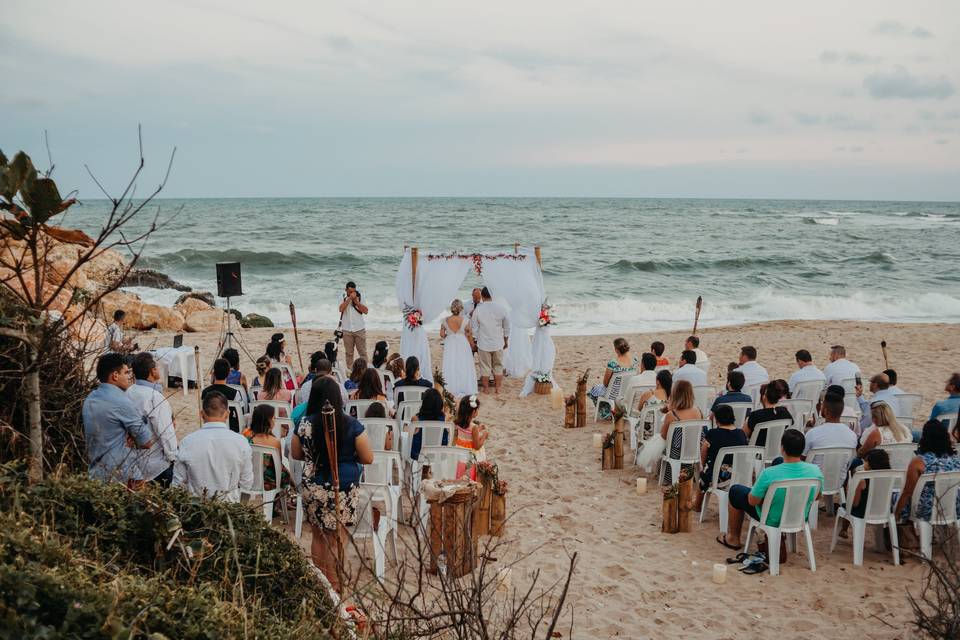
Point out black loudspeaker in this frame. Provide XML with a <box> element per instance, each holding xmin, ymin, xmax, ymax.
<box><xmin>216</xmin><ymin>262</ymin><xmax>243</xmax><ymax>297</ymax></box>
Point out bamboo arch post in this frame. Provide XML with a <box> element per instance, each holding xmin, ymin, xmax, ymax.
<box><xmin>534</xmin><ymin>246</ymin><xmax>542</xmax><ymax>268</ymax></box>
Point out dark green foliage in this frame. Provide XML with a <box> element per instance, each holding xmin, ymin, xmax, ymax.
<box><xmin>0</xmin><ymin>463</ymin><xmax>336</xmax><ymax>639</ymax></box>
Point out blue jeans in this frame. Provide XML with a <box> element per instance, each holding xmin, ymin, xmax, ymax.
<box><xmin>729</xmin><ymin>484</ymin><xmax>761</xmax><ymax>521</ymax></box>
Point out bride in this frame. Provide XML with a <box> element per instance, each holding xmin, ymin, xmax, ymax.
<box><xmin>440</xmin><ymin>299</ymin><xmax>478</xmax><ymax>397</ymax></box>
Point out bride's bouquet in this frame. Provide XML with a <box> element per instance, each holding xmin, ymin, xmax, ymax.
<box><xmin>538</xmin><ymin>303</ymin><xmax>555</xmax><ymax>327</ymax></box>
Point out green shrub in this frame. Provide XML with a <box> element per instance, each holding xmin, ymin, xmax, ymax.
<box><xmin>0</xmin><ymin>463</ymin><xmax>335</xmax><ymax>639</ymax></box>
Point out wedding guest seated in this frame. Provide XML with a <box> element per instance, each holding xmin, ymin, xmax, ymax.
<box><xmin>202</xmin><ymin>358</ymin><xmax>241</xmax><ymax>431</ymax></box>
<box><xmin>266</xmin><ymin>336</ymin><xmax>295</xmax><ymax>389</ymax></box>
<box><xmin>717</xmin><ymin>429</ymin><xmax>823</xmax><ymax>550</ymax></box>
<box><xmin>685</xmin><ymin>335</ymin><xmax>708</xmax><ymax>369</ymax></box>
<box><xmin>222</xmin><ymin>347</ymin><xmax>248</xmax><ymax>389</ymax></box>
<box><xmin>634</xmin><ymin>352</ymin><xmax>658</xmax><ymax>388</ymax></box>
<box><xmin>839</xmin><ymin>448</ymin><xmax>892</xmax><ymax>539</ymax></box>
<box><xmin>83</xmin><ymin>353</ymin><xmax>151</xmax><ymax>483</ymax></box>
<box><xmin>258</xmin><ymin>367</ymin><xmax>292</xmax><ymax>411</ymax></box>
<box><xmin>251</xmin><ymin>356</ymin><xmax>271</xmax><ymax>393</ymax></box>
<box><xmin>929</xmin><ymin>373</ymin><xmax>960</xmax><ymax>426</ymax></box>
<box><xmin>345</xmin><ymin>357</ymin><xmax>368</xmax><ymax>392</ymax></box>
<box><xmin>394</xmin><ymin>356</ymin><xmax>433</xmax><ymax>403</ymax></box>
<box><xmin>292</xmin><ymin>359</ymin><xmax>348</xmax><ymax>426</ymax></box>
<box><xmin>453</xmin><ymin>394</ymin><xmax>488</xmax><ymax>460</ymax></box>
<box><xmin>385</xmin><ymin>352</ymin><xmax>404</xmax><ymax>378</ymax></box>
<box><xmin>787</xmin><ymin>349</ymin><xmax>825</xmax><ymax>394</ymax></box>
<box><xmin>803</xmin><ymin>394</ymin><xmax>857</xmax><ymax>457</ymax></box>
<box><xmin>244</xmin><ymin>404</ymin><xmax>289</xmax><ymax>491</ymax></box>
<box><xmin>363</xmin><ymin>403</ymin><xmax>394</xmax><ymax>450</ymax></box>
<box><xmin>658</xmin><ymin>380</ymin><xmax>703</xmax><ymax>485</ymax></box>
<box><xmin>733</xmin><ymin>345</ymin><xmax>769</xmax><ymax>388</ymax></box>
<box><xmin>672</xmin><ymin>349</ymin><xmax>707</xmax><ymax>386</ymax></box>
<box><xmin>696</xmin><ymin>404</ymin><xmax>748</xmax><ymax>509</ymax></box>
<box><xmin>894</xmin><ymin>420</ymin><xmax>960</xmax><ymax>527</ymax></box>
<box><xmin>651</xmin><ymin>341</ymin><xmax>669</xmax><ymax>368</ymax></box>
<box><xmin>638</xmin><ymin>369</ymin><xmax>672</xmax><ymax>415</ymax></box>
<box><xmin>297</xmin><ymin>350</ymin><xmax>324</xmax><ymax>404</ymax></box>
<box><xmin>868</xmin><ymin>373</ymin><xmax>901</xmax><ymax>417</ymax></box>
<box><xmin>857</xmin><ymin>402</ymin><xmax>913</xmax><ymax>459</ymax></box>
<box><xmin>743</xmin><ymin>381</ymin><xmax>792</xmax><ymax>447</ymax></box>
<box><xmin>323</xmin><ymin>341</ymin><xmax>340</xmax><ymax>373</ymax></box>
<box><xmin>410</xmin><ymin>388</ymin><xmax>449</xmax><ymax>460</ymax></box>
<box><xmin>352</xmin><ymin>368</ymin><xmax>393</xmax><ymax>414</ymax></box>
<box><xmin>173</xmin><ymin>392</ymin><xmax>253</xmax><ymax>502</ymax></box>
<box><xmin>589</xmin><ymin>337</ymin><xmax>639</xmax><ymax>419</ymax></box>
<box><xmin>824</xmin><ymin>344</ymin><xmax>860</xmax><ymax>386</ymax></box>
<box><xmin>883</xmin><ymin>369</ymin><xmax>904</xmax><ymax>395</ymax></box>
<box><xmin>711</xmin><ymin>370</ymin><xmax>752</xmax><ymax>420</ymax></box>
<box><xmin>372</xmin><ymin>341</ymin><xmax>389</xmax><ymax>369</ymax></box>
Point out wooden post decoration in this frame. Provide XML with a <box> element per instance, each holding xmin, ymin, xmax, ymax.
<box><xmin>428</xmin><ymin>483</ymin><xmax>479</xmax><ymax>576</ymax></box>
<box><xmin>692</xmin><ymin>296</ymin><xmax>703</xmax><ymax>336</ymax></box>
<box><xmin>289</xmin><ymin>301</ymin><xmax>305</xmax><ymax>373</ymax></box>
<box><xmin>613</xmin><ymin>414</ymin><xmax>625</xmax><ymax>470</ymax></box>
<box><xmin>661</xmin><ymin>485</ymin><xmax>679</xmax><ymax>534</ymax></box>
<box><xmin>320</xmin><ymin>400</ymin><xmax>344</xmax><ymax>567</ymax></box>
<box><xmin>193</xmin><ymin>346</ymin><xmax>202</xmax><ymax>412</ymax></box>
<box><xmin>410</xmin><ymin>247</ymin><xmax>419</xmax><ymax>300</ymax></box>
<box><xmin>678</xmin><ymin>472</ymin><xmax>694</xmax><ymax>532</ymax></box>
<box><xmin>575</xmin><ymin>369</ymin><xmax>589</xmax><ymax>428</ymax></box>
<box><xmin>563</xmin><ymin>395</ymin><xmax>577</xmax><ymax>428</ymax></box>
<box><xmin>881</xmin><ymin>340</ymin><xmax>889</xmax><ymax>370</ymax></box>
<box><xmin>489</xmin><ymin>491</ymin><xmax>507</xmax><ymax>537</ymax></box>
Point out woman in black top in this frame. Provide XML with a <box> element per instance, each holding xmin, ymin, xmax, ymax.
<box><xmin>394</xmin><ymin>356</ymin><xmax>433</xmax><ymax>402</ymax></box>
<box><xmin>744</xmin><ymin>379</ymin><xmax>792</xmax><ymax>447</ymax></box>
<box><xmin>699</xmin><ymin>404</ymin><xmax>749</xmax><ymax>500</ymax></box>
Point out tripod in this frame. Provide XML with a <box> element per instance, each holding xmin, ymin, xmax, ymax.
<box><xmin>217</xmin><ymin>296</ymin><xmax>256</xmax><ymax>363</ymax></box>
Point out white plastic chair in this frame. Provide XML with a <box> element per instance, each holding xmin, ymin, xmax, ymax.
<box><xmin>621</xmin><ymin>384</ymin><xmax>654</xmax><ymax>443</ymax></box>
<box><xmin>353</xmin><ymin>483</ymin><xmax>398</xmax><ymax>579</ymax></box>
<box><xmin>806</xmin><ymin>446</ymin><xmax>855</xmax><ymax>529</ymax></box>
<box><xmin>744</xmin><ymin>383</ymin><xmax>763</xmax><ymax>409</ymax></box>
<box><xmin>877</xmin><ymin>442</ymin><xmax>916</xmax><ymax>492</ymax></box>
<box><xmin>743</xmin><ymin>478</ymin><xmax>820</xmax><ymax>576</ymax></box>
<box><xmin>228</xmin><ymin>383</ymin><xmax>249</xmax><ymax>411</ymax></box>
<box><xmin>344</xmin><ymin>399</ymin><xmax>388</xmax><ymax>420</ymax></box>
<box><xmin>830</xmin><ymin>469</ymin><xmax>902</xmax><ymax>566</ymax></box>
<box><xmin>839</xmin><ymin>377</ymin><xmax>859</xmax><ymax>412</ymax></box>
<box><xmin>395</xmin><ymin>385</ymin><xmax>428</xmax><ymax>405</ymax></box>
<box><xmin>360</xmin><ymin>418</ymin><xmax>395</xmax><ymax>451</ymax></box>
<box><xmin>396</xmin><ymin>400</ymin><xmax>422</xmax><ymax>425</ymax></box>
<box><xmin>695</xmin><ymin>360</ymin><xmax>710</xmax><ymax>377</ymax></box>
<box><xmin>226</xmin><ymin>400</ymin><xmax>246</xmax><ymax>433</ymax></box>
<box><xmin>779</xmin><ymin>398</ymin><xmax>814</xmax><ymax>431</ymax></box>
<box><xmin>793</xmin><ymin>379</ymin><xmax>825</xmax><ymax>404</ymax></box>
<box><xmin>289</xmin><ymin>458</ymin><xmax>305</xmax><ymax>538</ymax></box>
<box><xmin>894</xmin><ymin>393</ymin><xmax>922</xmax><ymax>421</ymax></box>
<box><xmin>404</xmin><ymin>421</ymin><xmax>454</xmax><ymax>497</ymax></box>
<box><xmin>594</xmin><ymin>371</ymin><xmax>635</xmax><ymax>422</ymax></box>
<box><xmin>632</xmin><ymin>404</ymin><xmax>665</xmax><ymax>459</ymax></box>
<box><xmin>748</xmin><ymin>419</ymin><xmax>792</xmax><ymax>466</ymax></box>
<box><xmin>271</xmin><ymin>417</ymin><xmax>295</xmax><ymax>458</ymax></box>
<box><xmin>937</xmin><ymin>412</ymin><xmax>958</xmax><ymax>430</ymax></box>
<box><xmin>657</xmin><ymin>420</ymin><xmax>707</xmax><ymax>486</ymax></box>
<box><xmin>277</xmin><ymin>363</ymin><xmax>300</xmax><ymax>391</ymax></box>
<box><xmin>251</xmin><ymin>399</ymin><xmax>291</xmax><ymax>419</ymax></box>
<box><xmin>717</xmin><ymin>402</ymin><xmax>752</xmax><ymax>430</ymax></box>
<box><xmin>910</xmin><ymin>470</ymin><xmax>960</xmax><ymax>561</ymax></box>
<box><xmin>241</xmin><ymin>444</ymin><xmax>282</xmax><ymax>522</ymax></box>
<box><xmin>363</xmin><ymin>451</ymin><xmax>404</xmax><ymax>556</ymax></box>
<box><xmin>692</xmin><ymin>386</ymin><xmax>717</xmax><ymax>421</ymax></box>
<box><xmin>378</xmin><ymin>370</ymin><xmax>397</xmax><ymax>403</ymax></box>
<box><xmin>699</xmin><ymin>445</ymin><xmax>763</xmax><ymax>532</ymax></box>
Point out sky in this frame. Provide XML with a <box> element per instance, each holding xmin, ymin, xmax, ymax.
<box><xmin>2</xmin><ymin>1</ymin><xmax>959</xmax><ymax>200</ymax></box>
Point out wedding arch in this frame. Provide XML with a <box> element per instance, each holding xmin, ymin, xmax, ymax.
<box><xmin>394</xmin><ymin>245</ymin><xmax>557</xmax><ymax>397</ymax></box>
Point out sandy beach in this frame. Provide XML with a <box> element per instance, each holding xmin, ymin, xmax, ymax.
<box><xmin>147</xmin><ymin>319</ymin><xmax>959</xmax><ymax>639</ymax></box>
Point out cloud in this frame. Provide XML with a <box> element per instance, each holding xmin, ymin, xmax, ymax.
<box><xmin>871</xmin><ymin>20</ymin><xmax>933</xmax><ymax>38</ymax></box>
<box><xmin>864</xmin><ymin>67</ymin><xmax>954</xmax><ymax>100</ymax></box>
<box><xmin>819</xmin><ymin>50</ymin><xmax>881</xmax><ymax>65</ymax></box>
<box><xmin>935</xmin><ymin>139</ymin><xmax>949</xmax><ymax>145</ymax></box>
<box><xmin>792</xmin><ymin>112</ymin><xmax>873</xmax><ymax>131</ymax></box>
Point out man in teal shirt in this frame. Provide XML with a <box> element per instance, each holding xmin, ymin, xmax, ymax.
<box><xmin>717</xmin><ymin>429</ymin><xmax>823</xmax><ymax>550</ymax></box>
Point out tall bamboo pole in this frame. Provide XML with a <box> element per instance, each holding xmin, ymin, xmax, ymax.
<box><xmin>534</xmin><ymin>246</ymin><xmax>542</xmax><ymax>267</ymax></box>
<box><xmin>411</xmin><ymin>247</ymin><xmax>419</xmax><ymax>299</ymax></box>
<box><xmin>194</xmin><ymin>346</ymin><xmax>202</xmax><ymax>412</ymax></box>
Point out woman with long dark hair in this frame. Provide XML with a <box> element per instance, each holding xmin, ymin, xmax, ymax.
<box><xmin>372</xmin><ymin>341</ymin><xmax>389</xmax><ymax>369</ymax></box>
<box><xmin>394</xmin><ymin>356</ymin><xmax>432</xmax><ymax>403</ymax></box>
<box><xmin>453</xmin><ymin>394</ymin><xmax>488</xmax><ymax>460</ymax></box>
<box><xmin>410</xmin><ymin>387</ymin><xmax>448</xmax><ymax>460</ymax></box>
<box><xmin>345</xmin><ymin>357</ymin><xmax>368</xmax><ymax>392</ymax></box>
<box><xmin>291</xmin><ymin>377</ymin><xmax>373</xmax><ymax>590</ymax></box>
<box><xmin>258</xmin><ymin>367</ymin><xmax>292</xmax><ymax>405</ymax></box>
<box><xmin>894</xmin><ymin>420</ymin><xmax>960</xmax><ymax>524</ymax></box>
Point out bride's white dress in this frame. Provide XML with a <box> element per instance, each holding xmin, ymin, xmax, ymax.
<box><xmin>441</xmin><ymin>317</ymin><xmax>478</xmax><ymax>397</ymax></box>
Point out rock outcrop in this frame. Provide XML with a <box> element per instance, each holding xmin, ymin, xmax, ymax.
<box><xmin>241</xmin><ymin>313</ymin><xmax>274</xmax><ymax>328</ymax></box>
<box><xmin>175</xmin><ymin>291</ymin><xmax>216</xmax><ymax>307</ymax></box>
<box><xmin>123</xmin><ymin>268</ymin><xmax>191</xmax><ymax>292</ymax></box>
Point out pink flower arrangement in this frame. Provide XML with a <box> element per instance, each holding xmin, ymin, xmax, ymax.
<box><xmin>405</xmin><ymin>309</ymin><xmax>423</xmax><ymax>330</ymax></box>
<box><xmin>538</xmin><ymin>303</ymin><xmax>555</xmax><ymax>327</ymax></box>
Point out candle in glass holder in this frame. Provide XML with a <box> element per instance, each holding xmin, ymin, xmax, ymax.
<box><xmin>636</xmin><ymin>478</ymin><xmax>647</xmax><ymax>494</ymax></box>
<box><xmin>593</xmin><ymin>433</ymin><xmax>602</xmax><ymax>448</ymax></box>
<box><xmin>551</xmin><ymin>387</ymin><xmax>564</xmax><ymax>410</ymax></box>
<box><xmin>712</xmin><ymin>563</ymin><xmax>727</xmax><ymax>584</ymax></box>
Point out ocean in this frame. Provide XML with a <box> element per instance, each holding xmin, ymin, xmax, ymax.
<box><xmin>68</xmin><ymin>198</ymin><xmax>960</xmax><ymax>335</ymax></box>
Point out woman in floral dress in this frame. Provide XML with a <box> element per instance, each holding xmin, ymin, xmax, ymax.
<box><xmin>291</xmin><ymin>377</ymin><xmax>373</xmax><ymax>590</ymax></box>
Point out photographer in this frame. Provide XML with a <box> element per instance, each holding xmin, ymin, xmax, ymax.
<box><xmin>338</xmin><ymin>280</ymin><xmax>369</xmax><ymax>367</ymax></box>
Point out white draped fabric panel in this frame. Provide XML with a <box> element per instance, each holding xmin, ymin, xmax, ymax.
<box><xmin>520</xmin><ymin>325</ymin><xmax>558</xmax><ymax>396</ymax></box>
<box><xmin>394</xmin><ymin>249</ymin><xmax>471</xmax><ymax>383</ymax></box>
<box><xmin>480</xmin><ymin>249</ymin><xmax>541</xmax><ymax>379</ymax></box>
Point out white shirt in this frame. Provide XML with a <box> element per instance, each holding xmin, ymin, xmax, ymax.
<box><xmin>824</xmin><ymin>358</ymin><xmax>860</xmax><ymax>386</ymax></box>
<box><xmin>103</xmin><ymin>322</ymin><xmax>122</xmax><ymax>353</ymax></box>
<box><xmin>870</xmin><ymin>389</ymin><xmax>901</xmax><ymax>416</ymax></box>
<box><xmin>173</xmin><ymin>422</ymin><xmax>253</xmax><ymax>502</ymax></box>
<box><xmin>888</xmin><ymin>385</ymin><xmax>905</xmax><ymax>395</ymax></box>
<box><xmin>633</xmin><ymin>369</ymin><xmax>658</xmax><ymax>388</ymax></box>
<box><xmin>127</xmin><ymin>381</ymin><xmax>178</xmax><ymax>481</ymax></box>
<box><xmin>803</xmin><ymin>421</ymin><xmax>858</xmax><ymax>456</ymax></box>
<box><xmin>692</xmin><ymin>348</ymin><xmax>709</xmax><ymax>365</ymax></box>
<box><xmin>734</xmin><ymin>360</ymin><xmax>769</xmax><ymax>388</ymax></box>
<box><xmin>788</xmin><ymin>364</ymin><xmax>826</xmax><ymax>393</ymax></box>
<box><xmin>673</xmin><ymin>363</ymin><xmax>707</xmax><ymax>387</ymax></box>
<box><xmin>470</xmin><ymin>300</ymin><xmax>511</xmax><ymax>352</ymax></box>
<box><xmin>339</xmin><ymin>294</ymin><xmax>366</xmax><ymax>332</ymax></box>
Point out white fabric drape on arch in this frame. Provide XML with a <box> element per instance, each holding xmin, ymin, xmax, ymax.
<box><xmin>480</xmin><ymin>249</ymin><xmax>541</xmax><ymax>379</ymax></box>
<box><xmin>520</xmin><ymin>324</ymin><xmax>557</xmax><ymax>396</ymax></box>
<box><xmin>394</xmin><ymin>249</ymin><xmax>471</xmax><ymax>383</ymax></box>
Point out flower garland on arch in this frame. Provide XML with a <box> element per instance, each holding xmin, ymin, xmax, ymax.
<box><xmin>425</xmin><ymin>251</ymin><xmax>527</xmax><ymax>276</ymax></box>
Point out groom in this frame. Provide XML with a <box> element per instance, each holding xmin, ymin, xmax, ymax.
<box><xmin>470</xmin><ymin>287</ymin><xmax>510</xmax><ymax>394</ymax></box>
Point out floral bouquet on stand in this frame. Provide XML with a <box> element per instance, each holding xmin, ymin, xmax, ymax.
<box><xmin>404</xmin><ymin>306</ymin><xmax>423</xmax><ymax>330</ymax></box>
<box><xmin>538</xmin><ymin>302</ymin><xmax>555</xmax><ymax>327</ymax></box>
<box><xmin>533</xmin><ymin>371</ymin><xmax>552</xmax><ymax>395</ymax></box>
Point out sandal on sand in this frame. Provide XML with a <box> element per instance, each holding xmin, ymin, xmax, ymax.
<box><xmin>716</xmin><ymin>534</ymin><xmax>741</xmax><ymax>551</ymax></box>
<box><xmin>740</xmin><ymin>561</ymin><xmax>769</xmax><ymax>575</ymax></box>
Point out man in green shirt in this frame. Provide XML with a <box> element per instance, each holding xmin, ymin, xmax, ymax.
<box><xmin>717</xmin><ymin>429</ymin><xmax>823</xmax><ymax>550</ymax></box>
